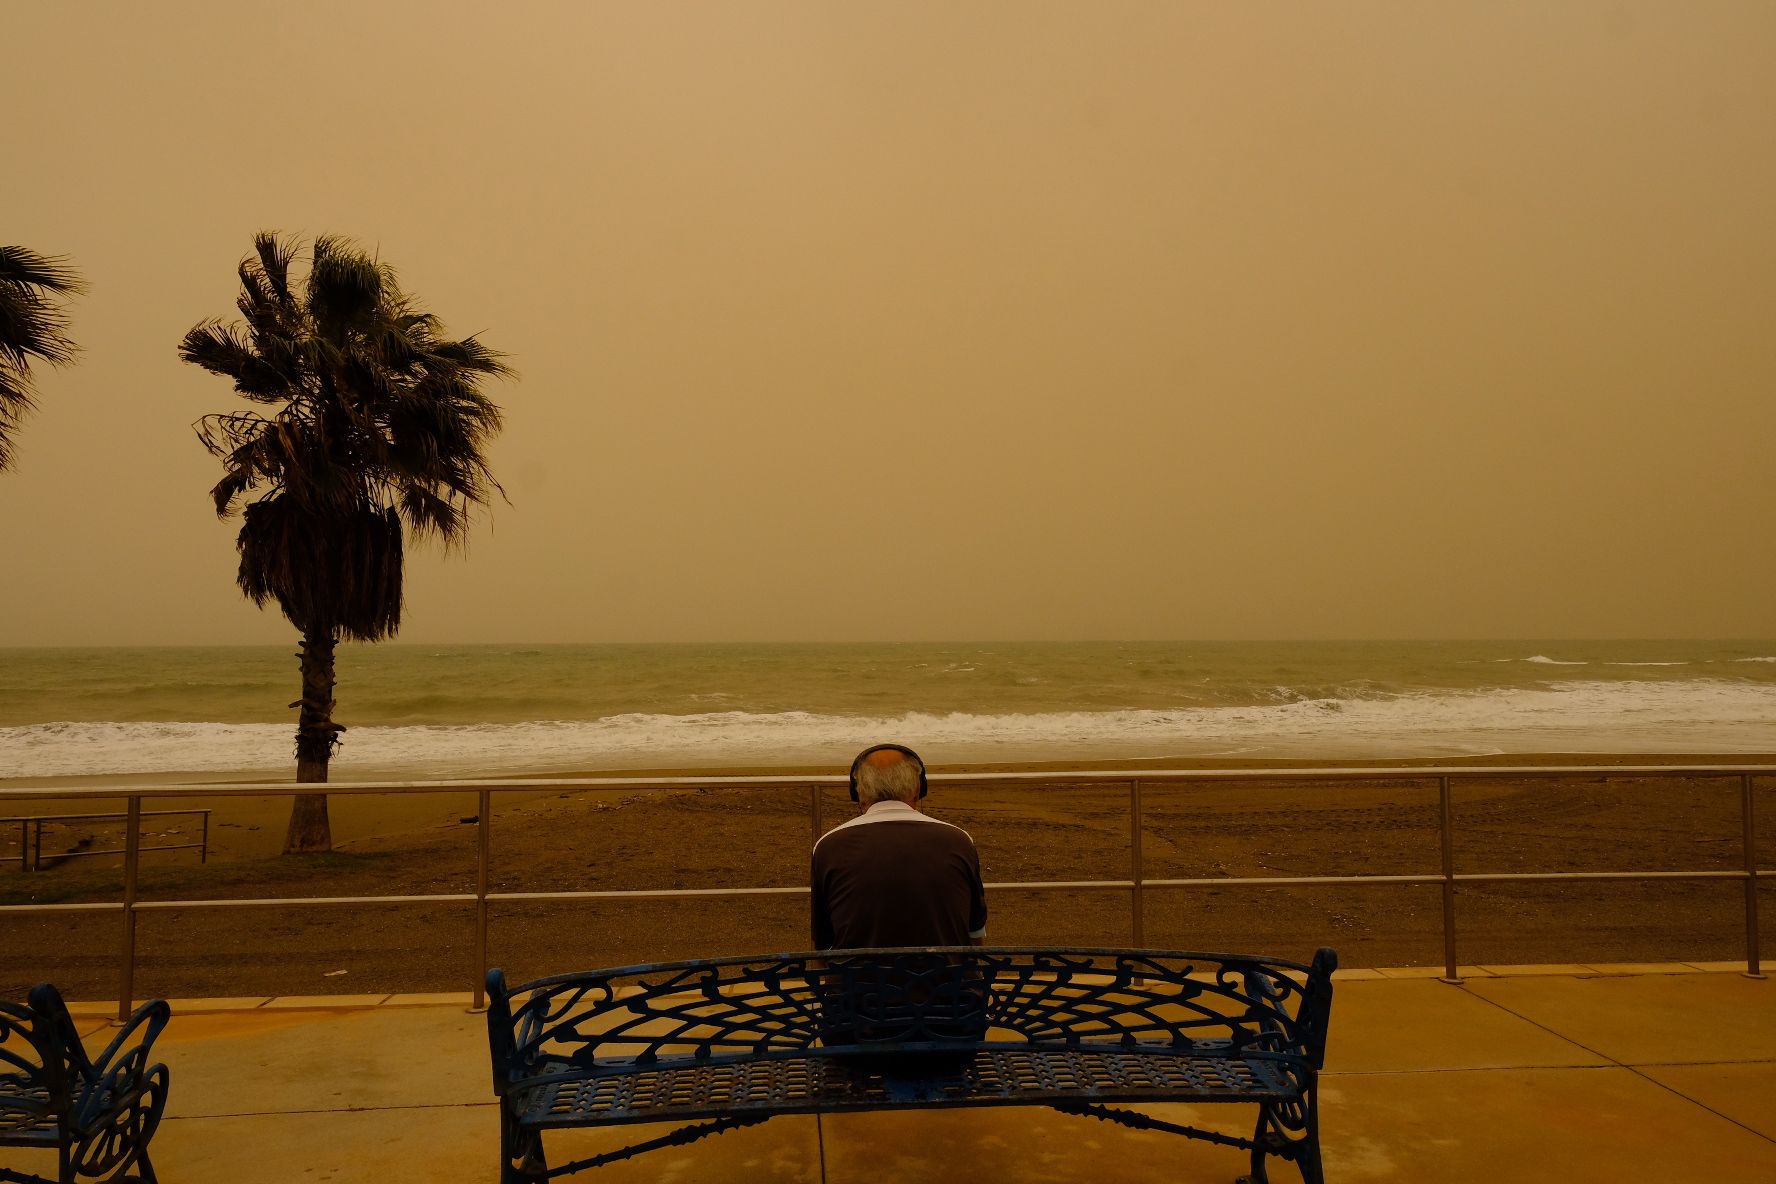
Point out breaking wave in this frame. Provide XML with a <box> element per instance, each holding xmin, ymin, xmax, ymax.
<box><xmin>6</xmin><ymin>679</ymin><xmax>1776</xmax><ymax>780</ymax></box>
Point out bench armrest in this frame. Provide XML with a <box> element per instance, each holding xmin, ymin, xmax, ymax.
<box><xmin>1298</xmin><ymin>947</ymin><xmax>1337</xmax><ymax>1070</ymax></box>
<box><xmin>486</xmin><ymin>969</ymin><xmax>523</xmax><ymax>1096</ymax></box>
<box><xmin>86</xmin><ymin>999</ymin><xmax>171</xmax><ymax>1084</ymax></box>
<box><xmin>70</xmin><ymin>1000</ymin><xmax>170</xmax><ymax>1130</ymax></box>
<box><xmin>21</xmin><ymin>982</ymin><xmax>86</xmax><ymax>1108</ymax></box>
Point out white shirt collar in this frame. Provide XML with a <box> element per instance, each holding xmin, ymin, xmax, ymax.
<box><xmin>862</xmin><ymin>800</ymin><xmax>921</xmax><ymax>817</ymax></box>
<box><xmin>814</xmin><ymin>796</ymin><xmax>958</xmax><ymax>849</ymax></box>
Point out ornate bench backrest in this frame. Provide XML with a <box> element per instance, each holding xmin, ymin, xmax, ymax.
<box><xmin>489</xmin><ymin>947</ymin><xmax>1336</xmax><ymax>1087</ymax></box>
<box><xmin>1</xmin><ymin>985</ymin><xmax>171</xmax><ymax>1183</ymax></box>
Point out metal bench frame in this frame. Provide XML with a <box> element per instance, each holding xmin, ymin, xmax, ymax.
<box><xmin>487</xmin><ymin>946</ymin><xmax>1335</xmax><ymax>1183</ymax></box>
<box><xmin>0</xmin><ymin>985</ymin><xmax>170</xmax><ymax>1184</ymax></box>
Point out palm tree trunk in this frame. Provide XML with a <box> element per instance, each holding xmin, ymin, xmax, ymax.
<box><xmin>285</xmin><ymin>630</ymin><xmax>341</xmax><ymax>854</ymax></box>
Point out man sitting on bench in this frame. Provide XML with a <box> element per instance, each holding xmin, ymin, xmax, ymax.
<box><xmin>811</xmin><ymin>743</ymin><xmax>988</xmax><ymax>949</ymax></box>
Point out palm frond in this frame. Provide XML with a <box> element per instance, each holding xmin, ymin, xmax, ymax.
<box><xmin>426</xmin><ymin>335</ymin><xmax>513</xmax><ymax>379</ymax></box>
<box><xmin>194</xmin><ymin>409</ymin><xmax>274</xmax><ymax>457</ymax></box>
<box><xmin>0</xmin><ymin>247</ymin><xmax>87</xmax><ymax>297</ymax></box>
<box><xmin>179</xmin><ymin>321</ymin><xmax>294</xmax><ymax>401</ymax></box>
<box><xmin>0</xmin><ymin>245</ymin><xmax>85</xmax><ymax>472</ymax></box>
<box><xmin>252</xmin><ymin>232</ymin><xmax>297</xmax><ymax>302</ymax></box>
<box><xmin>397</xmin><ymin>484</ymin><xmax>468</xmax><ymax>544</ymax></box>
<box><xmin>305</xmin><ymin>236</ymin><xmax>386</xmax><ymax>336</ymax></box>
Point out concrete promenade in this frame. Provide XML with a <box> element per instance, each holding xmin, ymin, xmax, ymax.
<box><xmin>23</xmin><ymin>963</ymin><xmax>1776</xmax><ymax>1183</ymax></box>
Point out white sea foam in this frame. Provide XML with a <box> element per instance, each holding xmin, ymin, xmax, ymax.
<box><xmin>1519</xmin><ymin>655</ymin><xmax>1588</xmax><ymax>665</ymax></box>
<box><xmin>5</xmin><ymin>680</ymin><xmax>1776</xmax><ymax>780</ymax></box>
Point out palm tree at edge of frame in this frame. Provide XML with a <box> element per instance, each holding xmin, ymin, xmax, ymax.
<box><xmin>180</xmin><ymin>232</ymin><xmax>511</xmax><ymax>853</ymax></box>
<box><xmin>0</xmin><ymin>245</ymin><xmax>86</xmax><ymax>473</ymax></box>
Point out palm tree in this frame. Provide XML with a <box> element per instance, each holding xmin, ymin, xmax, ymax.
<box><xmin>181</xmin><ymin>233</ymin><xmax>510</xmax><ymax>853</ymax></box>
<box><xmin>0</xmin><ymin>246</ymin><xmax>85</xmax><ymax>472</ymax></box>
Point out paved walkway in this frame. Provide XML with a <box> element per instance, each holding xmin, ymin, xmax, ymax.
<box><xmin>26</xmin><ymin>964</ymin><xmax>1776</xmax><ymax>1183</ymax></box>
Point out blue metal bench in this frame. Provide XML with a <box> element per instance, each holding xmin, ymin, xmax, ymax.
<box><xmin>0</xmin><ymin>984</ymin><xmax>170</xmax><ymax>1184</ymax></box>
<box><xmin>487</xmin><ymin>946</ymin><xmax>1335</xmax><ymax>1183</ymax></box>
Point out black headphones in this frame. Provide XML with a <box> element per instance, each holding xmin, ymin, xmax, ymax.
<box><xmin>847</xmin><ymin>743</ymin><xmax>929</xmax><ymax>802</ymax></box>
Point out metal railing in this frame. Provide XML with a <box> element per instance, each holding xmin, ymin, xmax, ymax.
<box><xmin>0</xmin><ymin>764</ymin><xmax>1768</xmax><ymax>1023</ymax></box>
<box><xmin>3</xmin><ymin>810</ymin><xmax>210</xmax><ymax>872</ymax></box>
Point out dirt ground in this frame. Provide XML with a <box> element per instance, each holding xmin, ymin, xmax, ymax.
<box><xmin>3</xmin><ymin>755</ymin><xmax>1773</xmax><ymax>999</ymax></box>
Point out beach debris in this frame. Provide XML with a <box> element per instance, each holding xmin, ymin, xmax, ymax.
<box><xmin>460</xmin><ymin>815</ymin><xmax>479</xmax><ymax>825</ymax></box>
<box><xmin>323</xmin><ymin>969</ymin><xmax>348</xmax><ymax>977</ymax></box>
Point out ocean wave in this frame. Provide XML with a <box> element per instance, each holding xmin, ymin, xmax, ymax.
<box><xmin>5</xmin><ymin>680</ymin><xmax>1776</xmax><ymax>780</ymax></box>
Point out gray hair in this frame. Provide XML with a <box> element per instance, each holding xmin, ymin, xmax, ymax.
<box><xmin>855</xmin><ymin>751</ymin><xmax>923</xmax><ymax>807</ymax></box>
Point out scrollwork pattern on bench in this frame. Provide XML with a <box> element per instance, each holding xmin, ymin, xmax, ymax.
<box><xmin>500</xmin><ymin>948</ymin><xmax>1320</xmax><ymax>1069</ymax></box>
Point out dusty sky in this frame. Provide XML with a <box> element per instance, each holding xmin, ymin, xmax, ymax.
<box><xmin>3</xmin><ymin>2</ymin><xmax>1773</xmax><ymax>645</ymax></box>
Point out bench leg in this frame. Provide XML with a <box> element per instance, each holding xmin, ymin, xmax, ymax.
<box><xmin>1240</xmin><ymin>1120</ymin><xmax>1272</xmax><ymax>1184</ymax></box>
<box><xmin>1239</xmin><ymin>1095</ymin><xmax>1324</xmax><ymax>1184</ymax></box>
<box><xmin>500</xmin><ymin>1109</ymin><xmax>549</xmax><ymax>1184</ymax></box>
<box><xmin>110</xmin><ymin>1147</ymin><xmax>157</xmax><ymax>1184</ymax></box>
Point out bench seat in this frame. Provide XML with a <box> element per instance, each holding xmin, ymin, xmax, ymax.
<box><xmin>514</xmin><ymin>1044</ymin><xmax>1306</xmax><ymax>1127</ymax></box>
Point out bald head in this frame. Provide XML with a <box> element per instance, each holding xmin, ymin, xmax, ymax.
<box><xmin>863</xmin><ymin>748</ymin><xmax>906</xmax><ymax>772</ymax></box>
<box><xmin>853</xmin><ymin>745</ymin><xmax>925</xmax><ymax>807</ymax></box>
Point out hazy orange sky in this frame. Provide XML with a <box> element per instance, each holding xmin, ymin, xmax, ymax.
<box><xmin>4</xmin><ymin>2</ymin><xmax>1774</xmax><ymax>645</ymax></box>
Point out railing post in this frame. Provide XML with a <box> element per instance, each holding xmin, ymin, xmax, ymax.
<box><xmin>1439</xmin><ymin>776</ymin><xmax>1459</xmax><ymax>983</ymax></box>
<box><xmin>117</xmin><ymin>796</ymin><xmax>142</xmax><ymax>1024</ymax></box>
<box><xmin>1129</xmin><ymin>780</ymin><xmax>1146</xmax><ymax>947</ymax></box>
<box><xmin>18</xmin><ymin>819</ymin><xmax>28</xmax><ymax>872</ymax></box>
<box><xmin>201</xmin><ymin>809</ymin><xmax>210</xmax><ymax>864</ymax></box>
<box><xmin>473</xmin><ymin>788</ymin><xmax>492</xmax><ymax>1011</ymax></box>
<box><xmin>1743</xmin><ymin>774</ymin><xmax>1764</xmax><ymax>979</ymax></box>
<box><xmin>810</xmin><ymin>784</ymin><xmax>824</xmax><ymax>847</ymax></box>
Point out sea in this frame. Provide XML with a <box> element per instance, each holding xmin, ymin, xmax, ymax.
<box><xmin>3</xmin><ymin>640</ymin><xmax>1776</xmax><ymax>781</ymax></box>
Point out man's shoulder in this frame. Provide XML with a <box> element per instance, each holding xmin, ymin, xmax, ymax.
<box><xmin>813</xmin><ymin>812</ymin><xmax>977</xmax><ymax>855</ymax></box>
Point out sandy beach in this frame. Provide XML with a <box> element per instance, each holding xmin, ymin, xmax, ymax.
<box><xmin>3</xmin><ymin>753</ymin><xmax>1772</xmax><ymax>999</ymax></box>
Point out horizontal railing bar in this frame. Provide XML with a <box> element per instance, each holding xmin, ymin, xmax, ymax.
<box><xmin>32</xmin><ymin>843</ymin><xmax>207</xmax><ymax>862</ymax></box>
<box><xmin>0</xmin><ymin>883</ymin><xmax>1143</xmax><ymax>914</ymax></box>
<box><xmin>5</xmin><ymin>868</ymin><xmax>1757</xmax><ymax>919</ymax></box>
<box><xmin>3</xmin><ymin>763</ymin><xmax>1773</xmax><ymax>800</ymax></box>
<box><xmin>130</xmin><ymin>894</ymin><xmax>477</xmax><ymax>910</ymax></box>
<box><xmin>1454</xmin><ymin>870</ymin><xmax>1752</xmax><ymax>883</ymax></box>
<box><xmin>1146</xmin><ymin>874</ymin><xmax>1445</xmax><ymax>888</ymax></box>
<box><xmin>495</xmin><ymin>887</ymin><xmax>806</xmax><ymax>902</ymax></box>
<box><xmin>6</xmin><ymin>866</ymin><xmax>1761</xmax><ymax>923</ymax></box>
<box><xmin>1148</xmin><ymin>871</ymin><xmax>1762</xmax><ymax>888</ymax></box>
<box><xmin>982</xmin><ymin>880</ymin><xmax>1135</xmax><ymax>891</ymax></box>
<box><xmin>3</xmin><ymin>810</ymin><xmax>210</xmax><ymax>822</ymax></box>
